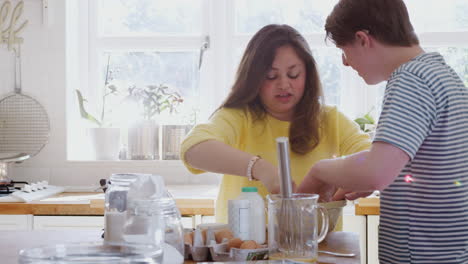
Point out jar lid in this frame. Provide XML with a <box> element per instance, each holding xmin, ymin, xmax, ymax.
<box><xmin>242</xmin><ymin>187</ymin><xmax>258</xmax><ymax>192</ymax></box>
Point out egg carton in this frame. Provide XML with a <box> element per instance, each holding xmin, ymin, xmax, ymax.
<box><xmin>184</xmin><ymin>243</ymin><xmax>210</xmax><ymax>261</ymax></box>
<box><xmin>209</xmin><ymin>242</ymin><xmax>269</xmax><ymax>261</ymax></box>
<box><xmin>183</xmin><ymin>226</ymin><xmax>269</xmax><ymax>261</ymax></box>
<box><xmin>184</xmin><ymin>241</ymin><xmax>269</xmax><ymax>261</ymax></box>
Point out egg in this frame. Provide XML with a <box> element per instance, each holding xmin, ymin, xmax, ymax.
<box><xmin>240</xmin><ymin>240</ymin><xmax>258</xmax><ymax>249</ymax></box>
<box><xmin>214</xmin><ymin>228</ymin><xmax>234</xmax><ymax>243</ymax></box>
<box><xmin>184</xmin><ymin>231</ymin><xmax>193</xmax><ymax>245</ymax></box>
<box><xmin>227</xmin><ymin>237</ymin><xmax>243</xmax><ymax>250</ymax></box>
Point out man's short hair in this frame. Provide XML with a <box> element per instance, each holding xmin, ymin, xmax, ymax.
<box><xmin>325</xmin><ymin>0</ymin><xmax>419</xmax><ymax>46</ymax></box>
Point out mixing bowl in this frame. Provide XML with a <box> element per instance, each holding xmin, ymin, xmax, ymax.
<box><xmin>319</xmin><ymin>200</ymin><xmax>347</xmax><ymax>234</ymax></box>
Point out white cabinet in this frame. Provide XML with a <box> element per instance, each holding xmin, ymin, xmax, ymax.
<box><xmin>343</xmin><ymin>214</ymin><xmax>367</xmax><ymax>264</ymax></box>
<box><xmin>180</xmin><ymin>215</ymin><xmax>216</xmax><ymax>229</ymax></box>
<box><xmin>33</xmin><ymin>216</ymin><xmax>104</xmax><ymax>231</ymax></box>
<box><xmin>367</xmin><ymin>215</ymin><xmax>380</xmax><ymax>264</ymax></box>
<box><xmin>0</xmin><ymin>215</ymin><xmax>33</xmax><ymax>230</ymax></box>
<box><xmin>181</xmin><ymin>216</ymin><xmax>194</xmax><ymax>229</ymax></box>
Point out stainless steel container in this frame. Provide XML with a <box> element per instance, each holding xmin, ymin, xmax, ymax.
<box><xmin>127</xmin><ymin>120</ymin><xmax>159</xmax><ymax>160</ymax></box>
<box><xmin>162</xmin><ymin>125</ymin><xmax>191</xmax><ymax>160</ymax></box>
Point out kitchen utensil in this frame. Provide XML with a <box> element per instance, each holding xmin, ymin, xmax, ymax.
<box><xmin>318</xmin><ymin>250</ymin><xmax>356</xmax><ymax>257</ymax></box>
<box><xmin>0</xmin><ymin>46</ymin><xmax>50</xmax><ymax>158</ymax></box>
<box><xmin>0</xmin><ymin>153</ymin><xmax>30</xmax><ymax>184</ymax></box>
<box><xmin>275</xmin><ymin>137</ymin><xmax>299</xmax><ymax>254</ymax></box>
<box><xmin>283</xmin><ymin>250</ymin><xmax>356</xmax><ymax>264</ymax></box>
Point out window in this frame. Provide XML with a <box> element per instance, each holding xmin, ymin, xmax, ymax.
<box><xmin>67</xmin><ymin>0</ymin><xmax>208</xmax><ymax>161</ymax></box>
<box><xmin>66</xmin><ymin>0</ymin><xmax>468</xmax><ymax>161</ymax></box>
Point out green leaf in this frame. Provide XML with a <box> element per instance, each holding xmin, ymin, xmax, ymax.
<box><xmin>354</xmin><ymin>117</ymin><xmax>372</xmax><ymax>125</ymax></box>
<box><xmin>76</xmin><ymin>90</ymin><xmax>101</xmax><ymax>127</ymax></box>
<box><xmin>364</xmin><ymin>113</ymin><xmax>375</xmax><ymax>124</ymax></box>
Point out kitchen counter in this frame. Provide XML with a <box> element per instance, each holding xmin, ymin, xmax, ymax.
<box><xmin>0</xmin><ymin>185</ymin><xmax>218</xmax><ymax>216</ymax></box>
<box><xmin>354</xmin><ymin>197</ymin><xmax>380</xmax><ymax>215</ymax></box>
<box><xmin>0</xmin><ymin>230</ymin><xmax>360</xmax><ymax>264</ymax></box>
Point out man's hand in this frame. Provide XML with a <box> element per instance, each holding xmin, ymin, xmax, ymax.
<box><xmin>332</xmin><ymin>188</ymin><xmax>373</xmax><ymax>201</ymax></box>
<box><xmin>298</xmin><ymin>164</ymin><xmax>373</xmax><ymax>202</ymax></box>
<box><xmin>297</xmin><ymin>166</ymin><xmax>337</xmax><ymax>202</ymax></box>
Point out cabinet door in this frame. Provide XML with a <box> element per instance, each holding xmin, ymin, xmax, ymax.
<box><xmin>342</xmin><ymin>214</ymin><xmax>367</xmax><ymax>264</ymax></box>
<box><xmin>367</xmin><ymin>215</ymin><xmax>380</xmax><ymax>264</ymax></box>
<box><xmin>0</xmin><ymin>215</ymin><xmax>33</xmax><ymax>230</ymax></box>
<box><xmin>181</xmin><ymin>216</ymin><xmax>194</xmax><ymax>229</ymax></box>
<box><xmin>34</xmin><ymin>216</ymin><xmax>104</xmax><ymax>231</ymax></box>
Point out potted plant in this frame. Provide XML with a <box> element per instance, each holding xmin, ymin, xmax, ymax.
<box><xmin>75</xmin><ymin>56</ymin><xmax>121</xmax><ymax>160</ymax></box>
<box><xmin>125</xmin><ymin>84</ymin><xmax>183</xmax><ymax>160</ymax></box>
<box><xmin>354</xmin><ymin>109</ymin><xmax>376</xmax><ymax>139</ymax></box>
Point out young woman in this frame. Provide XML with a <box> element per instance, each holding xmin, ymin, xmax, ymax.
<box><xmin>181</xmin><ymin>24</ymin><xmax>371</xmax><ymax>223</ymax></box>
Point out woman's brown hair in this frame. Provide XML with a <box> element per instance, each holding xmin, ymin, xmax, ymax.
<box><xmin>325</xmin><ymin>0</ymin><xmax>419</xmax><ymax>46</ymax></box>
<box><xmin>218</xmin><ymin>24</ymin><xmax>324</xmax><ymax>155</ymax></box>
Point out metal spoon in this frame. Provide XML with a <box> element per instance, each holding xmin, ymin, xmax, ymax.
<box><xmin>319</xmin><ymin>250</ymin><xmax>356</xmax><ymax>257</ymax></box>
<box><xmin>284</xmin><ymin>251</ymin><xmax>356</xmax><ymax>263</ymax></box>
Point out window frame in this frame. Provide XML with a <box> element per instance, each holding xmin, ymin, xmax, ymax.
<box><xmin>67</xmin><ymin>0</ymin><xmax>468</xmax><ymax>163</ymax></box>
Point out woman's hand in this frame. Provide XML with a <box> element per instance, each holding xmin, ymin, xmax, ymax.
<box><xmin>253</xmin><ymin>159</ymin><xmax>296</xmax><ymax>194</ymax></box>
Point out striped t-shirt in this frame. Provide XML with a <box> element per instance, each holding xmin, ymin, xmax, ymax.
<box><xmin>374</xmin><ymin>52</ymin><xmax>468</xmax><ymax>264</ymax></box>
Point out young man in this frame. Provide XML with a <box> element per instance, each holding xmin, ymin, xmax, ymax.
<box><xmin>297</xmin><ymin>0</ymin><xmax>468</xmax><ymax>263</ymax></box>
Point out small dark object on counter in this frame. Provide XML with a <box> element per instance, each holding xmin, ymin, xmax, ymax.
<box><xmin>99</xmin><ymin>179</ymin><xmax>108</xmax><ymax>193</ymax></box>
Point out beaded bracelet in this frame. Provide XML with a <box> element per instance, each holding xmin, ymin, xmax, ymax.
<box><xmin>246</xmin><ymin>155</ymin><xmax>261</xmax><ymax>181</ymax></box>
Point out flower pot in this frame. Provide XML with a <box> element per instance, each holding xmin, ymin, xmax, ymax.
<box><xmin>88</xmin><ymin>128</ymin><xmax>121</xmax><ymax>160</ymax></box>
<box><xmin>128</xmin><ymin>120</ymin><xmax>159</xmax><ymax>160</ymax></box>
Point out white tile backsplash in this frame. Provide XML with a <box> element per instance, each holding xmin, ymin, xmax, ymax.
<box><xmin>10</xmin><ymin>162</ymin><xmax>221</xmax><ymax>189</ymax></box>
<box><xmin>49</xmin><ymin>167</ymin><xmax>105</xmax><ymax>187</ymax></box>
<box><xmin>10</xmin><ymin>167</ymin><xmax>51</xmax><ymax>183</ymax></box>
<box><xmin>1</xmin><ymin>1</ymin><xmax>222</xmax><ymax>188</ymax></box>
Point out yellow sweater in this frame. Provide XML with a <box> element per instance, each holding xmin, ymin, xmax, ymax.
<box><xmin>180</xmin><ymin>105</ymin><xmax>371</xmax><ymax>223</ymax></box>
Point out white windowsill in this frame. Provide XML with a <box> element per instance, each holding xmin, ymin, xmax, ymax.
<box><xmin>63</xmin><ymin>159</ymin><xmax>185</xmax><ymax>168</ymax></box>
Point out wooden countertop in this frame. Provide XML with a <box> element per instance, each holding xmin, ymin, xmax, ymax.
<box><xmin>0</xmin><ymin>192</ymin><xmax>215</xmax><ymax>216</ymax></box>
<box><xmin>355</xmin><ymin>197</ymin><xmax>380</xmax><ymax>215</ymax></box>
<box><xmin>0</xmin><ymin>230</ymin><xmax>360</xmax><ymax>264</ymax></box>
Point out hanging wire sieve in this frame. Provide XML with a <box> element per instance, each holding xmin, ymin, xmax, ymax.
<box><xmin>0</xmin><ymin>45</ymin><xmax>50</xmax><ymax>157</ymax></box>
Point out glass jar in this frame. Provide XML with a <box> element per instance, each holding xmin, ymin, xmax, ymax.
<box><xmin>160</xmin><ymin>192</ymin><xmax>184</xmax><ymax>259</ymax></box>
<box><xmin>104</xmin><ymin>173</ymin><xmax>139</xmax><ymax>245</ymax></box>
<box><xmin>103</xmin><ymin>173</ymin><xmax>183</xmax><ymax>263</ymax></box>
<box><xmin>123</xmin><ymin>199</ymin><xmax>165</xmax><ymax>256</ymax></box>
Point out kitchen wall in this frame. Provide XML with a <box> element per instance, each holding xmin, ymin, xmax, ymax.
<box><xmin>0</xmin><ymin>0</ymin><xmax>219</xmax><ymax>189</ymax></box>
